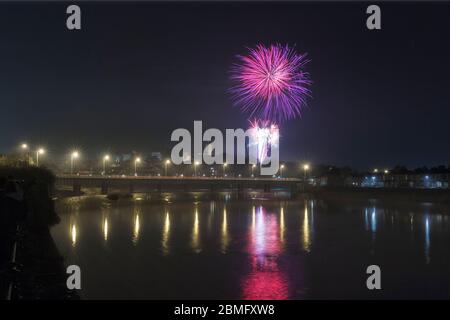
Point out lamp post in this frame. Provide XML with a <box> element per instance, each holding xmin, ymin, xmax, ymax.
<box><xmin>165</xmin><ymin>159</ymin><xmax>170</xmax><ymax>176</ymax></box>
<box><xmin>134</xmin><ymin>157</ymin><xmax>141</xmax><ymax>176</ymax></box>
<box><xmin>36</xmin><ymin>148</ymin><xmax>45</xmax><ymax>167</ymax></box>
<box><xmin>71</xmin><ymin>151</ymin><xmax>79</xmax><ymax>174</ymax></box>
<box><xmin>194</xmin><ymin>161</ymin><xmax>199</xmax><ymax>177</ymax></box>
<box><xmin>251</xmin><ymin>164</ymin><xmax>256</xmax><ymax>177</ymax></box>
<box><xmin>20</xmin><ymin>143</ymin><xmax>29</xmax><ymax>165</ymax></box>
<box><xmin>303</xmin><ymin>164</ymin><xmax>309</xmax><ymax>191</ymax></box>
<box><xmin>103</xmin><ymin>155</ymin><xmax>110</xmax><ymax>175</ymax></box>
<box><xmin>223</xmin><ymin>163</ymin><xmax>228</xmax><ymax>177</ymax></box>
<box><xmin>280</xmin><ymin>164</ymin><xmax>285</xmax><ymax>178</ymax></box>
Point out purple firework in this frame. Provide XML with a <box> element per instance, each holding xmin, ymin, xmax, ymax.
<box><xmin>230</xmin><ymin>44</ymin><xmax>312</xmax><ymax>123</ymax></box>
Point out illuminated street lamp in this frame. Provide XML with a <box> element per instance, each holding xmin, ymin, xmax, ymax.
<box><xmin>373</xmin><ymin>168</ymin><xmax>379</xmax><ymax>173</ymax></box>
<box><xmin>384</xmin><ymin>169</ymin><xmax>389</xmax><ymax>174</ymax></box>
<box><xmin>280</xmin><ymin>164</ymin><xmax>285</xmax><ymax>178</ymax></box>
<box><xmin>134</xmin><ymin>157</ymin><xmax>141</xmax><ymax>176</ymax></box>
<box><xmin>223</xmin><ymin>162</ymin><xmax>228</xmax><ymax>177</ymax></box>
<box><xmin>251</xmin><ymin>164</ymin><xmax>256</xmax><ymax>177</ymax></box>
<box><xmin>165</xmin><ymin>159</ymin><xmax>171</xmax><ymax>176</ymax></box>
<box><xmin>20</xmin><ymin>143</ymin><xmax>29</xmax><ymax>165</ymax></box>
<box><xmin>103</xmin><ymin>155</ymin><xmax>110</xmax><ymax>175</ymax></box>
<box><xmin>36</xmin><ymin>148</ymin><xmax>45</xmax><ymax>166</ymax></box>
<box><xmin>303</xmin><ymin>164</ymin><xmax>310</xmax><ymax>185</ymax></box>
<box><xmin>194</xmin><ymin>161</ymin><xmax>200</xmax><ymax>177</ymax></box>
<box><xmin>71</xmin><ymin>151</ymin><xmax>79</xmax><ymax>174</ymax></box>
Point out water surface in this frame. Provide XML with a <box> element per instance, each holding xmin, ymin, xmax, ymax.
<box><xmin>51</xmin><ymin>194</ymin><xmax>450</xmax><ymax>299</ymax></box>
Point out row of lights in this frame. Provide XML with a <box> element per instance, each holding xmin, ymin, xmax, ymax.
<box><xmin>21</xmin><ymin>143</ymin><xmax>45</xmax><ymax>166</ymax></box>
<box><xmin>19</xmin><ymin>143</ymin><xmax>310</xmax><ymax>177</ymax></box>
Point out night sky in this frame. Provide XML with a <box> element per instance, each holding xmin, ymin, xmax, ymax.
<box><xmin>1</xmin><ymin>2</ymin><xmax>450</xmax><ymax>169</ymax></box>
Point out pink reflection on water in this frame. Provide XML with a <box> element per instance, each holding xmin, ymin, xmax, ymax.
<box><xmin>242</xmin><ymin>206</ymin><xmax>289</xmax><ymax>300</ymax></box>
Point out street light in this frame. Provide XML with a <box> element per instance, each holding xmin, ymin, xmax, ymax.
<box><xmin>165</xmin><ymin>159</ymin><xmax>171</xmax><ymax>176</ymax></box>
<box><xmin>103</xmin><ymin>155</ymin><xmax>110</xmax><ymax>175</ymax></box>
<box><xmin>373</xmin><ymin>168</ymin><xmax>379</xmax><ymax>173</ymax></box>
<box><xmin>134</xmin><ymin>157</ymin><xmax>141</xmax><ymax>176</ymax></box>
<box><xmin>384</xmin><ymin>169</ymin><xmax>389</xmax><ymax>174</ymax></box>
<box><xmin>20</xmin><ymin>143</ymin><xmax>29</xmax><ymax>165</ymax></box>
<box><xmin>71</xmin><ymin>151</ymin><xmax>79</xmax><ymax>174</ymax></box>
<box><xmin>36</xmin><ymin>148</ymin><xmax>45</xmax><ymax>166</ymax></box>
<box><xmin>223</xmin><ymin>162</ymin><xmax>228</xmax><ymax>177</ymax></box>
<box><xmin>194</xmin><ymin>161</ymin><xmax>199</xmax><ymax>177</ymax></box>
<box><xmin>251</xmin><ymin>164</ymin><xmax>256</xmax><ymax>177</ymax></box>
<box><xmin>280</xmin><ymin>164</ymin><xmax>285</xmax><ymax>178</ymax></box>
<box><xmin>303</xmin><ymin>164</ymin><xmax>310</xmax><ymax>188</ymax></box>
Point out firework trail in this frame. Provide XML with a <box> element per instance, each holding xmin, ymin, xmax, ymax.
<box><xmin>249</xmin><ymin>119</ymin><xmax>279</xmax><ymax>163</ymax></box>
<box><xmin>230</xmin><ymin>44</ymin><xmax>311</xmax><ymax>123</ymax></box>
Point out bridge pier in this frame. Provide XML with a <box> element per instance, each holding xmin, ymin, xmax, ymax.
<box><xmin>101</xmin><ymin>182</ymin><xmax>109</xmax><ymax>195</ymax></box>
<box><xmin>237</xmin><ymin>183</ymin><xmax>245</xmax><ymax>199</ymax></box>
<box><xmin>290</xmin><ymin>184</ymin><xmax>298</xmax><ymax>199</ymax></box>
<box><xmin>73</xmin><ymin>182</ymin><xmax>81</xmax><ymax>194</ymax></box>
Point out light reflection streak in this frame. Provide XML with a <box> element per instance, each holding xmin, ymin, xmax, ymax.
<box><xmin>280</xmin><ymin>207</ymin><xmax>285</xmax><ymax>246</ymax></box>
<box><xmin>132</xmin><ymin>214</ymin><xmax>140</xmax><ymax>245</ymax></box>
<box><xmin>371</xmin><ymin>208</ymin><xmax>377</xmax><ymax>233</ymax></box>
<box><xmin>242</xmin><ymin>206</ymin><xmax>289</xmax><ymax>300</ymax></box>
<box><xmin>364</xmin><ymin>208</ymin><xmax>369</xmax><ymax>231</ymax></box>
<box><xmin>425</xmin><ymin>216</ymin><xmax>430</xmax><ymax>264</ymax></box>
<box><xmin>302</xmin><ymin>201</ymin><xmax>311</xmax><ymax>252</ymax></box>
<box><xmin>103</xmin><ymin>218</ymin><xmax>109</xmax><ymax>241</ymax></box>
<box><xmin>71</xmin><ymin>224</ymin><xmax>77</xmax><ymax>247</ymax></box>
<box><xmin>191</xmin><ymin>208</ymin><xmax>200</xmax><ymax>252</ymax></box>
<box><xmin>252</xmin><ymin>206</ymin><xmax>256</xmax><ymax>231</ymax></box>
<box><xmin>221</xmin><ymin>207</ymin><xmax>229</xmax><ymax>253</ymax></box>
<box><xmin>162</xmin><ymin>212</ymin><xmax>170</xmax><ymax>255</ymax></box>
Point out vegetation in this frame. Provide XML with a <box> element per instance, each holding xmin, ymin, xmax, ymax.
<box><xmin>0</xmin><ymin>165</ymin><xmax>59</xmax><ymax>228</ymax></box>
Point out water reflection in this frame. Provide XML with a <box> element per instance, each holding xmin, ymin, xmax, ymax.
<box><xmin>280</xmin><ymin>207</ymin><xmax>285</xmax><ymax>246</ymax></box>
<box><xmin>133</xmin><ymin>213</ymin><xmax>140</xmax><ymax>245</ymax></box>
<box><xmin>221</xmin><ymin>207</ymin><xmax>229</xmax><ymax>253</ymax></box>
<box><xmin>103</xmin><ymin>218</ymin><xmax>109</xmax><ymax>242</ymax></box>
<box><xmin>70</xmin><ymin>223</ymin><xmax>77</xmax><ymax>247</ymax></box>
<box><xmin>191</xmin><ymin>208</ymin><xmax>200</xmax><ymax>253</ymax></box>
<box><xmin>302</xmin><ymin>201</ymin><xmax>312</xmax><ymax>252</ymax></box>
<box><xmin>162</xmin><ymin>212</ymin><xmax>170</xmax><ymax>255</ymax></box>
<box><xmin>371</xmin><ymin>208</ymin><xmax>377</xmax><ymax>233</ymax></box>
<box><xmin>425</xmin><ymin>216</ymin><xmax>430</xmax><ymax>264</ymax></box>
<box><xmin>242</xmin><ymin>206</ymin><xmax>288</xmax><ymax>300</ymax></box>
<box><xmin>53</xmin><ymin>196</ymin><xmax>450</xmax><ymax>299</ymax></box>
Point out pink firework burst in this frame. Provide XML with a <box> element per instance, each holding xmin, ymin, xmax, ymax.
<box><xmin>230</xmin><ymin>44</ymin><xmax>312</xmax><ymax>123</ymax></box>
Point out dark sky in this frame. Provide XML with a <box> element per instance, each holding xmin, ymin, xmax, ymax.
<box><xmin>1</xmin><ymin>1</ymin><xmax>449</xmax><ymax>169</ymax></box>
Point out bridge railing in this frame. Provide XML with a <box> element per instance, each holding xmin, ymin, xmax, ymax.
<box><xmin>56</xmin><ymin>174</ymin><xmax>301</xmax><ymax>182</ymax></box>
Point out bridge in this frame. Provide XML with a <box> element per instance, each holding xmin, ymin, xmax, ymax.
<box><xmin>55</xmin><ymin>174</ymin><xmax>302</xmax><ymax>196</ymax></box>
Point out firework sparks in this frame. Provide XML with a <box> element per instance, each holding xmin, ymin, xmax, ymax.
<box><xmin>249</xmin><ymin>119</ymin><xmax>279</xmax><ymax>163</ymax></box>
<box><xmin>230</xmin><ymin>44</ymin><xmax>311</xmax><ymax>123</ymax></box>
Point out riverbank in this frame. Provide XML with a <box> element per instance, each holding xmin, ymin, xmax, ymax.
<box><xmin>307</xmin><ymin>187</ymin><xmax>450</xmax><ymax>211</ymax></box>
<box><xmin>0</xmin><ymin>166</ymin><xmax>77</xmax><ymax>299</ymax></box>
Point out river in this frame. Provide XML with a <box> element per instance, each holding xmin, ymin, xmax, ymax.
<box><xmin>51</xmin><ymin>193</ymin><xmax>450</xmax><ymax>299</ymax></box>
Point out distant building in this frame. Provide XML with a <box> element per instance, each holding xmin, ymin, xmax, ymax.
<box><xmin>151</xmin><ymin>152</ymin><xmax>162</xmax><ymax>162</ymax></box>
<box><xmin>0</xmin><ymin>154</ymin><xmax>6</xmax><ymax>166</ymax></box>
